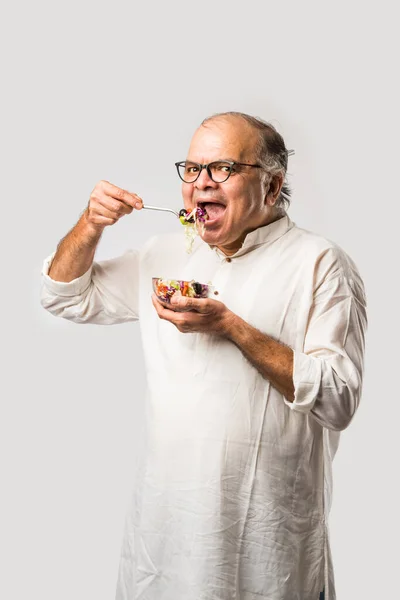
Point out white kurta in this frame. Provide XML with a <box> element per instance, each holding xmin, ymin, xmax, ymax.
<box><xmin>41</xmin><ymin>215</ymin><xmax>367</xmax><ymax>600</ymax></box>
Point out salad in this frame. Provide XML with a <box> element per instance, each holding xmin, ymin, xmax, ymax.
<box><xmin>179</xmin><ymin>206</ymin><xmax>208</xmax><ymax>253</ymax></box>
<box><xmin>153</xmin><ymin>278</ymin><xmax>211</xmax><ymax>302</ymax></box>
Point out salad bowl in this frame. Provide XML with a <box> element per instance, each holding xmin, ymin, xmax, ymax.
<box><xmin>152</xmin><ymin>277</ymin><xmax>215</xmax><ymax>303</ymax></box>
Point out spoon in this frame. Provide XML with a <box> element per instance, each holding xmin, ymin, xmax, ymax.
<box><xmin>142</xmin><ymin>204</ymin><xmax>180</xmax><ymax>218</ymax></box>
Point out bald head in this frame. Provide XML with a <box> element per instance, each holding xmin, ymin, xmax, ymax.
<box><xmin>199</xmin><ymin>111</ymin><xmax>291</xmax><ymax>208</ymax></box>
<box><xmin>188</xmin><ymin>115</ymin><xmax>260</xmax><ymax>167</ymax></box>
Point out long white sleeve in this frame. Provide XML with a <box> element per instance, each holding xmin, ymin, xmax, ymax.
<box><xmin>40</xmin><ymin>249</ymin><xmax>140</xmax><ymax>325</ymax></box>
<box><xmin>286</xmin><ymin>250</ymin><xmax>367</xmax><ymax>431</ymax></box>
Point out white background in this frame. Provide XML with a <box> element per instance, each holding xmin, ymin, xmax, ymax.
<box><xmin>1</xmin><ymin>1</ymin><xmax>398</xmax><ymax>599</ymax></box>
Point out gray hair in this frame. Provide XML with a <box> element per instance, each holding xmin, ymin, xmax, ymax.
<box><xmin>201</xmin><ymin>111</ymin><xmax>292</xmax><ymax>209</ymax></box>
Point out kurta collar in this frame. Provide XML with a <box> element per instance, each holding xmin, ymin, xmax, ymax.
<box><xmin>209</xmin><ymin>214</ymin><xmax>294</xmax><ymax>259</ymax></box>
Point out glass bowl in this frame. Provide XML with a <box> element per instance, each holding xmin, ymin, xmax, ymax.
<box><xmin>152</xmin><ymin>277</ymin><xmax>215</xmax><ymax>303</ymax></box>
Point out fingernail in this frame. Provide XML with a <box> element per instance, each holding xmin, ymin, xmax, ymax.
<box><xmin>135</xmin><ymin>202</ymin><xmax>142</xmax><ymax>209</ymax></box>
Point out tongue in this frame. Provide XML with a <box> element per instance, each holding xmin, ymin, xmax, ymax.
<box><xmin>204</xmin><ymin>203</ymin><xmax>225</xmax><ymax>219</ymax></box>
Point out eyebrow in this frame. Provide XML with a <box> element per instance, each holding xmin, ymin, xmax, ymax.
<box><xmin>186</xmin><ymin>157</ymin><xmax>242</xmax><ymax>163</ymax></box>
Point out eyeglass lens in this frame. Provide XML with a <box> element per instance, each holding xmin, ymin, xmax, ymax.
<box><xmin>178</xmin><ymin>161</ymin><xmax>232</xmax><ymax>183</ymax></box>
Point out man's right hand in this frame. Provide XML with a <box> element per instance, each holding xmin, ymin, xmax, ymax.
<box><xmin>85</xmin><ymin>180</ymin><xmax>143</xmax><ymax>233</ymax></box>
<box><xmin>47</xmin><ymin>181</ymin><xmax>143</xmax><ymax>282</ymax></box>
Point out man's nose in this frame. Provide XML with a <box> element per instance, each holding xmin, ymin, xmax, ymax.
<box><xmin>194</xmin><ymin>167</ymin><xmax>218</xmax><ymax>190</ymax></box>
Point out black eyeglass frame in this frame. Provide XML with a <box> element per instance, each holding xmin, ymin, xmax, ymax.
<box><xmin>174</xmin><ymin>160</ymin><xmax>262</xmax><ymax>183</ymax></box>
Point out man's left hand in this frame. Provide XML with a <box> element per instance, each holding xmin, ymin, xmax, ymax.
<box><xmin>152</xmin><ymin>293</ymin><xmax>235</xmax><ymax>336</ymax></box>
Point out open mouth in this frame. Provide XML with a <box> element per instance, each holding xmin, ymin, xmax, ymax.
<box><xmin>197</xmin><ymin>201</ymin><xmax>226</xmax><ymax>221</ymax></box>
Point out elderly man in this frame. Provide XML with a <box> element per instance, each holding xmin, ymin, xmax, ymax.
<box><xmin>41</xmin><ymin>112</ymin><xmax>367</xmax><ymax>600</ymax></box>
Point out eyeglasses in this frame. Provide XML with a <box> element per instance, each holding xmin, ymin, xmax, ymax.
<box><xmin>175</xmin><ymin>160</ymin><xmax>262</xmax><ymax>183</ymax></box>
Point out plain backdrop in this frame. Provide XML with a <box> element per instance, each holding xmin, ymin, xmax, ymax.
<box><xmin>1</xmin><ymin>1</ymin><xmax>398</xmax><ymax>599</ymax></box>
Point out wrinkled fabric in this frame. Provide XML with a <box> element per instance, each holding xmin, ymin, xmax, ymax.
<box><xmin>41</xmin><ymin>215</ymin><xmax>367</xmax><ymax>600</ymax></box>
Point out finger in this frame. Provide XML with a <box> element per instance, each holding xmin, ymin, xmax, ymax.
<box><xmin>152</xmin><ymin>292</ymin><xmax>192</xmax><ymax>312</ymax></box>
<box><xmin>87</xmin><ymin>201</ymin><xmax>128</xmax><ymax>227</ymax></box>
<box><xmin>152</xmin><ymin>295</ymin><xmax>194</xmax><ymax>333</ymax></box>
<box><xmin>86</xmin><ymin>201</ymin><xmax>119</xmax><ymax>226</ymax></box>
<box><xmin>152</xmin><ymin>294</ymin><xmax>187</xmax><ymax>321</ymax></box>
<box><xmin>152</xmin><ymin>294</ymin><xmax>179</xmax><ymax>321</ymax></box>
<box><xmin>169</xmin><ymin>295</ymin><xmax>212</xmax><ymax>313</ymax></box>
<box><xmin>152</xmin><ymin>293</ymin><xmax>166</xmax><ymax>316</ymax></box>
<box><xmin>98</xmin><ymin>180</ymin><xmax>143</xmax><ymax>209</ymax></box>
<box><xmin>86</xmin><ymin>209</ymin><xmax>118</xmax><ymax>227</ymax></box>
<box><xmin>91</xmin><ymin>196</ymin><xmax>133</xmax><ymax>218</ymax></box>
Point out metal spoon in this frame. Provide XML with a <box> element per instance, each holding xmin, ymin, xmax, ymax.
<box><xmin>142</xmin><ymin>204</ymin><xmax>180</xmax><ymax>218</ymax></box>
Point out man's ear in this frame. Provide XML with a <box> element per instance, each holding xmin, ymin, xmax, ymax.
<box><xmin>265</xmin><ymin>174</ymin><xmax>284</xmax><ymax>206</ymax></box>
